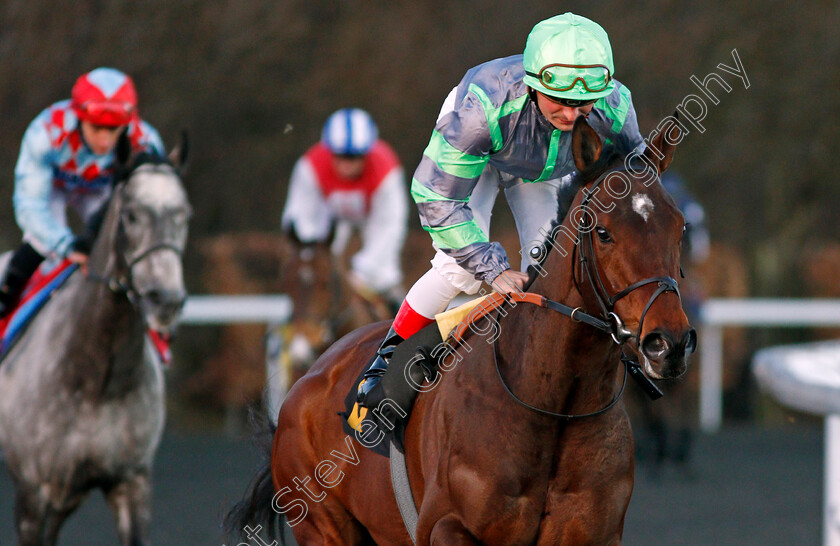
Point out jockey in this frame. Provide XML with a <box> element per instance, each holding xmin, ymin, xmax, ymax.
<box><xmin>661</xmin><ymin>171</ymin><xmax>710</xmax><ymax>318</ymax></box>
<box><xmin>661</xmin><ymin>172</ymin><xmax>710</xmax><ymax>268</ymax></box>
<box><xmin>281</xmin><ymin>108</ymin><xmax>408</xmax><ymax>307</ymax></box>
<box><xmin>0</xmin><ymin>67</ymin><xmax>164</xmax><ymax>318</ymax></box>
<box><xmin>357</xmin><ymin>13</ymin><xmax>646</xmax><ymax>407</ymax></box>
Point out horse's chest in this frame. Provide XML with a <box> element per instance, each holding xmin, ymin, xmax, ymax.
<box><xmin>71</xmin><ymin>376</ymin><xmax>165</xmax><ymax>461</ymax></box>
<box><xmin>426</xmin><ymin>419</ymin><xmax>634</xmax><ymax>544</ymax></box>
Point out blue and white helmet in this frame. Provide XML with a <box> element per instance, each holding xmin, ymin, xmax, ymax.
<box><xmin>321</xmin><ymin>108</ymin><xmax>378</xmax><ymax>156</ymax></box>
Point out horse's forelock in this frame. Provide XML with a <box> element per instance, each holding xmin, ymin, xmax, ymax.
<box><xmin>129</xmin><ymin>151</ymin><xmax>172</xmax><ymax>173</ymax></box>
<box><xmin>538</xmin><ymin>142</ymin><xmax>656</xmax><ymax>264</ymax></box>
<box><xmin>577</xmin><ymin>136</ymin><xmax>637</xmax><ymax>185</ymax></box>
<box><xmin>123</xmin><ymin>155</ymin><xmax>188</xmax><ymax>212</ymax></box>
<box><xmin>552</xmin><ymin>143</ymin><xmax>625</xmax><ymax>226</ymax></box>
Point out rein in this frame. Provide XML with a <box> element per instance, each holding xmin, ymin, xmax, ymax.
<box><xmin>88</xmin><ymin>242</ymin><xmax>185</xmax><ymax>307</ymax></box>
<box><xmin>492</xmin><ymin>324</ymin><xmax>629</xmax><ymax>420</ymax></box>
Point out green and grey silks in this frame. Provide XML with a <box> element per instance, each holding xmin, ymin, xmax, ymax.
<box><xmin>411</xmin><ymin>54</ymin><xmax>644</xmax><ymax>283</ymax></box>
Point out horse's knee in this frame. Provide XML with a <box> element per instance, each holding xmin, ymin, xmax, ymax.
<box><xmin>290</xmin><ymin>521</ymin><xmax>346</xmax><ymax>545</ymax></box>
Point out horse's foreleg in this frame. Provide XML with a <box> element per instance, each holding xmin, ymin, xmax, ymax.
<box><xmin>104</xmin><ymin>473</ymin><xmax>152</xmax><ymax>546</ymax></box>
<box><xmin>288</xmin><ymin>508</ymin><xmax>374</xmax><ymax>546</ymax></box>
<box><xmin>428</xmin><ymin>515</ymin><xmax>480</xmax><ymax>545</ymax></box>
<box><xmin>44</xmin><ymin>505</ymin><xmax>78</xmax><ymax>546</ymax></box>
<box><xmin>14</xmin><ymin>488</ymin><xmax>48</xmax><ymax>546</ymax></box>
<box><xmin>14</xmin><ymin>482</ymin><xmax>84</xmax><ymax>545</ymax></box>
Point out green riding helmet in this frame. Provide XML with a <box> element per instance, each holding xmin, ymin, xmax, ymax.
<box><xmin>523</xmin><ymin>12</ymin><xmax>616</xmax><ymax>101</ymax></box>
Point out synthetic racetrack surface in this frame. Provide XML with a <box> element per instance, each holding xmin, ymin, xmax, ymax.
<box><xmin>0</xmin><ymin>424</ymin><xmax>822</xmax><ymax>545</ymax></box>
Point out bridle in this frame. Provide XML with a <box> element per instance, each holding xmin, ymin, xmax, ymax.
<box><xmin>493</xmin><ymin>163</ymin><xmax>682</xmax><ymax>419</ymax></box>
<box><xmin>572</xmin><ymin>166</ymin><xmax>681</xmax><ymax>346</ymax></box>
<box><xmin>88</xmin><ymin>163</ymin><xmax>187</xmax><ymax>310</ymax></box>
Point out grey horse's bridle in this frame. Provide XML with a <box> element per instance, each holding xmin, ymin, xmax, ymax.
<box><xmin>90</xmin><ymin>163</ymin><xmax>187</xmax><ymax>310</ymax></box>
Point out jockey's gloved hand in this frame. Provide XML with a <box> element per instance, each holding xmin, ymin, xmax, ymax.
<box><xmin>490</xmin><ymin>269</ymin><xmax>529</xmax><ymax>295</ymax></box>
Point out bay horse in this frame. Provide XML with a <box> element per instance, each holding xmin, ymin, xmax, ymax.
<box><xmin>230</xmin><ymin>115</ymin><xmax>695</xmax><ymax>544</ymax></box>
<box><xmin>0</xmin><ymin>136</ymin><xmax>190</xmax><ymax>545</ymax></box>
<box><xmin>269</xmin><ymin>227</ymin><xmax>392</xmax><ymax>406</ymax></box>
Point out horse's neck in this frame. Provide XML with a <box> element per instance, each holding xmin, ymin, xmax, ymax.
<box><xmin>59</xmin><ymin>209</ymin><xmax>149</xmax><ymax>397</ymax></box>
<box><xmin>497</xmin><ymin>237</ymin><xmax>620</xmax><ymax>416</ymax></box>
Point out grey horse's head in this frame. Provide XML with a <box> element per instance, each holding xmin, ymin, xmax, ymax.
<box><xmin>110</xmin><ymin>136</ymin><xmax>192</xmax><ymax>334</ymax></box>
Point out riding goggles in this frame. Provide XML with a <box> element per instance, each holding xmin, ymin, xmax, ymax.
<box><xmin>525</xmin><ymin>63</ymin><xmax>612</xmax><ymax>93</ymax></box>
<box><xmin>78</xmin><ymin>100</ymin><xmax>135</xmax><ymax>126</ymax></box>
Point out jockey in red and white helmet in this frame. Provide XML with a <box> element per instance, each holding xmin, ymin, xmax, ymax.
<box><xmin>0</xmin><ymin>67</ymin><xmax>164</xmax><ymax>317</ymax></box>
<box><xmin>281</xmin><ymin>108</ymin><xmax>408</xmax><ymax>304</ymax></box>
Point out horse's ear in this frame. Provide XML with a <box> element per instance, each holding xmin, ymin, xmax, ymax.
<box><xmin>572</xmin><ymin>116</ymin><xmax>602</xmax><ymax>172</ymax></box>
<box><xmin>644</xmin><ymin>110</ymin><xmax>680</xmax><ymax>174</ymax></box>
<box><xmin>115</xmin><ymin>130</ymin><xmax>132</xmax><ymax>171</ymax></box>
<box><xmin>168</xmin><ymin>130</ymin><xmax>190</xmax><ymax>175</ymax></box>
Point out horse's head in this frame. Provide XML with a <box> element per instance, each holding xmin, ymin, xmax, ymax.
<box><xmin>102</xmin><ymin>133</ymin><xmax>192</xmax><ymax>334</ymax></box>
<box><xmin>278</xmin><ymin>226</ymin><xmax>340</xmax><ymax>368</ymax></box>
<box><xmin>561</xmin><ymin>116</ymin><xmax>696</xmax><ymax>379</ymax></box>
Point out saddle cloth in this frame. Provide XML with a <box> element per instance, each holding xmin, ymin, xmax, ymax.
<box><xmin>0</xmin><ymin>260</ymin><xmax>173</xmax><ymax>366</ymax></box>
<box><xmin>0</xmin><ymin>260</ymin><xmax>77</xmax><ymax>358</ymax></box>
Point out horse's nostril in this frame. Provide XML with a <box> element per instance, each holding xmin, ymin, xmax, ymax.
<box><xmin>683</xmin><ymin>328</ymin><xmax>698</xmax><ymax>355</ymax></box>
<box><xmin>642</xmin><ymin>333</ymin><xmax>671</xmax><ymax>361</ymax></box>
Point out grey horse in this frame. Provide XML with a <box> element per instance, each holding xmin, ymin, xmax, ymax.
<box><xmin>0</xmin><ymin>136</ymin><xmax>191</xmax><ymax>545</ymax></box>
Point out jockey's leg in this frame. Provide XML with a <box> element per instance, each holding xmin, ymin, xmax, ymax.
<box><xmin>358</xmin><ymin>166</ymin><xmax>500</xmax><ymax>406</ymax></box>
<box><xmin>503</xmin><ymin>173</ymin><xmax>570</xmax><ymax>270</ymax></box>
<box><xmin>65</xmin><ymin>187</ymin><xmax>112</xmax><ymax>255</ymax></box>
<box><xmin>357</xmin><ymin>259</ymin><xmax>478</xmax><ymax>407</ymax></box>
<box><xmin>0</xmin><ymin>243</ymin><xmax>44</xmax><ymax>318</ymax></box>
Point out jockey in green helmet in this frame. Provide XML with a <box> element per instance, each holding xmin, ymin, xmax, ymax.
<box><xmin>355</xmin><ymin>13</ymin><xmax>644</xmax><ymax>409</ymax></box>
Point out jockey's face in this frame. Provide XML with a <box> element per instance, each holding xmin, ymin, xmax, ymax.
<box><xmin>534</xmin><ymin>91</ymin><xmax>596</xmax><ymax>131</ymax></box>
<box><xmin>80</xmin><ymin>121</ymin><xmax>126</xmax><ymax>156</ymax></box>
<box><xmin>331</xmin><ymin>154</ymin><xmax>366</xmax><ymax>180</ymax></box>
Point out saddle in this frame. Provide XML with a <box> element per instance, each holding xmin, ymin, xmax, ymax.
<box><xmin>341</xmin><ymin>322</ymin><xmax>442</xmax><ymax>457</ymax></box>
<box><xmin>0</xmin><ymin>260</ymin><xmax>78</xmax><ymax>360</ymax></box>
<box><xmin>340</xmin><ymin>293</ymin><xmax>521</xmax><ymax>458</ymax></box>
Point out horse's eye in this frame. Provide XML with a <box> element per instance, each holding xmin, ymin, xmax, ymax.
<box><xmin>595</xmin><ymin>226</ymin><xmax>613</xmax><ymax>243</ymax></box>
<box><xmin>125</xmin><ymin>210</ymin><xmax>138</xmax><ymax>225</ymax></box>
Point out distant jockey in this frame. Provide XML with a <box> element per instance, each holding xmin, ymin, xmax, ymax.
<box><xmin>281</xmin><ymin>108</ymin><xmax>408</xmax><ymax>308</ymax></box>
<box><xmin>0</xmin><ymin>67</ymin><xmax>164</xmax><ymax>317</ymax></box>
